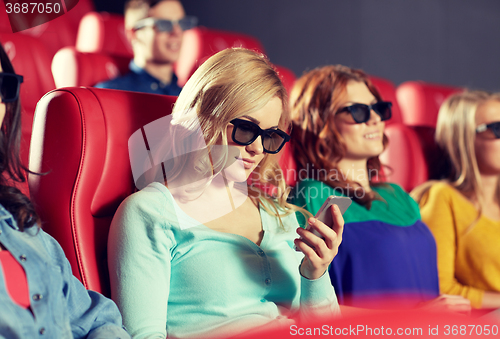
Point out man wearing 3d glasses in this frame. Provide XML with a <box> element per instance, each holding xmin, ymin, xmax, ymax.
<box><xmin>95</xmin><ymin>0</ymin><xmax>197</xmax><ymax>95</ymax></box>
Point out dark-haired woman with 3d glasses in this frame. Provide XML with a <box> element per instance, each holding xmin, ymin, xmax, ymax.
<box><xmin>0</xmin><ymin>42</ymin><xmax>131</xmax><ymax>338</ymax></box>
<box><xmin>289</xmin><ymin>65</ymin><xmax>470</xmax><ymax>313</ymax></box>
<box><xmin>412</xmin><ymin>90</ymin><xmax>500</xmax><ymax>310</ymax></box>
<box><xmin>108</xmin><ymin>48</ymin><xmax>341</xmax><ymax>339</ymax></box>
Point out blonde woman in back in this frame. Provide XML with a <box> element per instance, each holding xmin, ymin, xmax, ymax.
<box><xmin>412</xmin><ymin>90</ymin><xmax>500</xmax><ymax>310</ymax></box>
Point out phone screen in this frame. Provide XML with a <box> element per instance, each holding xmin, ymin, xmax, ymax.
<box><xmin>295</xmin><ymin>196</ymin><xmax>352</xmax><ymax>251</ymax></box>
<box><xmin>315</xmin><ymin>196</ymin><xmax>352</xmax><ymax>228</ymax></box>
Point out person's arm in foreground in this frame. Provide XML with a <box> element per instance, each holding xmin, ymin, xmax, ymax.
<box><xmin>40</xmin><ymin>231</ymin><xmax>130</xmax><ymax>339</ymax></box>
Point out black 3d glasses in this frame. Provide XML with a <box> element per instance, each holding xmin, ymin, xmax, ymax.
<box><xmin>336</xmin><ymin>101</ymin><xmax>392</xmax><ymax>123</ymax></box>
<box><xmin>476</xmin><ymin>122</ymin><xmax>500</xmax><ymax>139</ymax></box>
<box><xmin>230</xmin><ymin>118</ymin><xmax>290</xmax><ymax>154</ymax></box>
<box><xmin>0</xmin><ymin>73</ymin><xmax>23</xmax><ymax>103</ymax></box>
<box><xmin>133</xmin><ymin>16</ymin><xmax>198</xmax><ymax>33</ymax></box>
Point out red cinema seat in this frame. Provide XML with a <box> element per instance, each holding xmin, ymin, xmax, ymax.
<box><xmin>61</xmin><ymin>0</ymin><xmax>96</xmax><ymax>40</ymax></box>
<box><xmin>396</xmin><ymin>81</ymin><xmax>463</xmax><ymax>127</ymax></box>
<box><xmin>379</xmin><ymin>124</ymin><xmax>429</xmax><ymax>192</ymax></box>
<box><xmin>21</xmin><ymin>20</ymin><xmax>75</xmax><ymax>58</ymax></box>
<box><xmin>396</xmin><ymin>81</ymin><xmax>463</xmax><ymax>181</ymax></box>
<box><xmin>6</xmin><ymin>0</ymin><xmax>95</xmax><ymax>58</ymax></box>
<box><xmin>274</xmin><ymin>65</ymin><xmax>296</xmax><ymax>95</ymax></box>
<box><xmin>0</xmin><ymin>33</ymin><xmax>55</xmax><ymax>196</ymax></box>
<box><xmin>1</xmin><ymin>1</ymin><xmax>93</xmax><ymax>58</ymax></box>
<box><xmin>76</xmin><ymin>12</ymin><xmax>133</xmax><ymax>58</ymax></box>
<box><xmin>176</xmin><ymin>27</ymin><xmax>265</xmax><ymax>85</ymax></box>
<box><xmin>29</xmin><ymin>87</ymin><xmax>178</xmax><ymax>296</ymax></box>
<box><xmin>52</xmin><ymin>47</ymin><xmax>131</xmax><ymax>88</ymax></box>
<box><xmin>0</xmin><ymin>1</ymin><xmax>11</xmax><ymax>32</ymax></box>
<box><xmin>0</xmin><ymin>33</ymin><xmax>55</xmax><ymax>117</ymax></box>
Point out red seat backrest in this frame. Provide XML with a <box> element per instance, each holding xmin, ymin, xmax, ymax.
<box><xmin>0</xmin><ymin>34</ymin><xmax>55</xmax><ymax>104</ymax></box>
<box><xmin>63</xmin><ymin>0</ymin><xmax>96</xmax><ymax>34</ymax></box>
<box><xmin>1</xmin><ymin>0</ymin><xmax>94</xmax><ymax>58</ymax></box>
<box><xmin>396</xmin><ymin>81</ymin><xmax>463</xmax><ymax>181</ymax></box>
<box><xmin>52</xmin><ymin>47</ymin><xmax>131</xmax><ymax>88</ymax></box>
<box><xmin>29</xmin><ymin>87</ymin><xmax>177</xmax><ymax>296</ymax></box>
<box><xmin>76</xmin><ymin>12</ymin><xmax>133</xmax><ymax>58</ymax></box>
<box><xmin>176</xmin><ymin>27</ymin><xmax>265</xmax><ymax>86</ymax></box>
<box><xmin>274</xmin><ymin>65</ymin><xmax>296</xmax><ymax>96</ymax></box>
<box><xmin>380</xmin><ymin>124</ymin><xmax>429</xmax><ymax>192</ymax></box>
<box><xmin>0</xmin><ymin>33</ymin><xmax>55</xmax><ymax>196</ymax></box>
<box><xmin>0</xmin><ymin>1</ymin><xmax>11</xmax><ymax>33</ymax></box>
<box><xmin>20</xmin><ymin>17</ymin><xmax>76</xmax><ymax>58</ymax></box>
<box><xmin>396</xmin><ymin>81</ymin><xmax>463</xmax><ymax>127</ymax></box>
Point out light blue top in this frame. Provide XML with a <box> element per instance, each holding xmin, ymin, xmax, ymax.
<box><xmin>108</xmin><ymin>182</ymin><xmax>340</xmax><ymax>338</ymax></box>
<box><xmin>0</xmin><ymin>204</ymin><xmax>130</xmax><ymax>339</ymax></box>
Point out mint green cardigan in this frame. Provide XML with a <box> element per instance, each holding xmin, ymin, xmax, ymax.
<box><xmin>108</xmin><ymin>182</ymin><xmax>339</xmax><ymax>338</ymax></box>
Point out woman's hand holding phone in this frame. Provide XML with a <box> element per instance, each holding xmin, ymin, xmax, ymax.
<box><xmin>295</xmin><ymin>202</ymin><xmax>347</xmax><ymax>280</ymax></box>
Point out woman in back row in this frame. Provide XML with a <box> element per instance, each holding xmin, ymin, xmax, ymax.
<box><xmin>413</xmin><ymin>90</ymin><xmax>500</xmax><ymax>309</ymax></box>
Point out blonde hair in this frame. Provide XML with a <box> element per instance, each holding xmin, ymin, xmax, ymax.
<box><xmin>412</xmin><ymin>90</ymin><xmax>500</xmax><ymax>224</ymax></box>
<box><xmin>172</xmin><ymin>48</ymin><xmax>297</xmax><ymax>222</ymax></box>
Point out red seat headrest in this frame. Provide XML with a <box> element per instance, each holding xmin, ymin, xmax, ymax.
<box><xmin>396</xmin><ymin>81</ymin><xmax>463</xmax><ymax>127</ymax></box>
<box><xmin>52</xmin><ymin>47</ymin><xmax>131</xmax><ymax>88</ymax></box>
<box><xmin>76</xmin><ymin>12</ymin><xmax>133</xmax><ymax>58</ymax></box>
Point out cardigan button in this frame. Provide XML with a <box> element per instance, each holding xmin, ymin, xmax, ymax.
<box><xmin>19</xmin><ymin>254</ymin><xmax>27</xmax><ymax>262</ymax></box>
<box><xmin>39</xmin><ymin>327</ymin><xmax>45</xmax><ymax>335</ymax></box>
<box><xmin>32</xmin><ymin>294</ymin><xmax>43</xmax><ymax>301</ymax></box>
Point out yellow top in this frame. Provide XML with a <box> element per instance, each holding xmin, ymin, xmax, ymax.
<box><xmin>419</xmin><ymin>182</ymin><xmax>500</xmax><ymax>308</ymax></box>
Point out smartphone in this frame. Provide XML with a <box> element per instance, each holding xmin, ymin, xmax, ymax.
<box><xmin>313</xmin><ymin>195</ymin><xmax>352</xmax><ymax>230</ymax></box>
<box><xmin>296</xmin><ymin>196</ymin><xmax>352</xmax><ymax>250</ymax></box>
